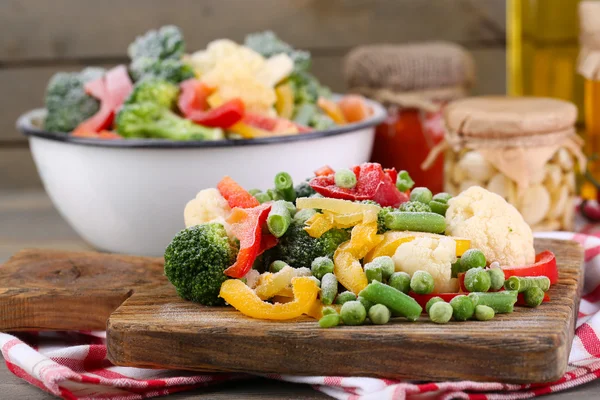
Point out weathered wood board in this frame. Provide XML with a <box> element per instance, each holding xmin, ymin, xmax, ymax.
<box><xmin>0</xmin><ymin>239</ymin><xmax>584</xmax><ymax>383</ymax></box>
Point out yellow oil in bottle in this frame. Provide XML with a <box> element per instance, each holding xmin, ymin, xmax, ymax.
<box><xmin>585</xmin><ymin>78</ymin><xmax>600</xmax><ymax>182</ymax></box>
<box><xmin>508</xmin><ymin>0</ymin><xmax>584</xmax><ymax>124</ymax></box>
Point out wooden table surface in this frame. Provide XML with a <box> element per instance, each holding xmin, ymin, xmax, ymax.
<box><xmin>1</xmin><ymin>190</ymin><xmax>599</xmax><ymax>399</ymax></box>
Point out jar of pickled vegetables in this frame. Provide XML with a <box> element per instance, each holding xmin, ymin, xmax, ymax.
<box><xmin>440</xmin><ymin>96</ymin><xmax>585</xmax><ymax>231</ymax></box>
<box><xmin>343</xmin><ymin>42</ymin><xmax>475</xmax><ymax>193</ymax></box>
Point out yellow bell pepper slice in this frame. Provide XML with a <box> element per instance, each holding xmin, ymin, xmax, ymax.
<box><xmin>348</xmin><ymin>222</ymin><xmax>384</xmax><ymax>259</ymax></box>
<box><xmin>305</xmin><ymin>302</ymin><xmax>341</xmax><ymax>319</ymax></box>
<box><xmin>364</xmin><ymin>234</ymin><xmax>416</xmax><ymax>263</ymax></box>
<box><xmin>229</xmin><ymin>123</ymin><xmax>271</xmax><ymax>139</ymax></box>
<box><xmin>254</xmin><ymin>266</ymin><xmax>296</xmax><ymax>300</ymax></box>
<box><xmin>220</xmin><ymin>277</ymin><xmax>319</xmax><ymax>320</ymax></box>
<box><xmin>334</xmin><ymin>242</ymin><xmax>368</xmax><ymax>295</ymax></box>
<box><xmin>296</xmin><ymin>197</ymin><xmax>380</xmax><ymax>215</ymax></box>
<box><xmin>322</xmin><ymin>210</ymin><xmax>363</xmax><ymax>229</ymax></box>
<box><xmin>304</xmin><ymin>213</ymin><xmax>335</xmax><ymax>238</ymax></box>
<box><xmin>361</xmin><ymin>208</ymin><xmax>379</xmax><ymax>224</ymax></box>
<box><xmin>275</xmin><ymin>83</ymin><xmax>294</xmax><ymax>119</ymax></box>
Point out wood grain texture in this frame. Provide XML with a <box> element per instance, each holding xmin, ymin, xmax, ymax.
<box><xmin>0</xmin><ymin>249</ymin><xmax>164</xmax><ymax>331</ymax></box>
<box><xmin>107</xmin><ymin>238</ymin><xmax>582</xmax><ymax>383</ymax></box>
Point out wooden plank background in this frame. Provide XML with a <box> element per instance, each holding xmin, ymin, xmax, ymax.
<box><xmin>0</xmin><ymin>0</ymin><xmax>506</xmax><ymax>189</ymax></box>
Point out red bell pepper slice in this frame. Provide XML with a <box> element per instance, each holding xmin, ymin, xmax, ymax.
<box><xmin>188</xmin><ymin>99</ymin><xmax>245</xmax><ymax>128</ymax></box>
<box><xmin>178</xmin><ymin>79</ymin><xmax>215</xmax><ymax>113</ymax></box>
<box><xmin>258</xmin><ymin>233</ymin><xmax>278</xmax><ymax>255</ymax></box>
<box><xmin>500</xmin><ymin>251</ymin><xmax>558</xmax><ymax>285</ymax></box>
<box><xmin>309</xmin><ymin>163</ymin><xmax>408</xmax><ymax>207</ymax></box>
<box><xmin>74</xmin><ymin>65</ymin><xmax>133</xmax><ymax>134</ymax></box>
<box><xmin>409</xmin><ymin>292</ymin><xmax>461</xmax><ymax>310</ymax></box>
<box><xmin>217</xmin><ymin>176</ymin><xmax>260</xmax><ymax>209</ymax></box>
<box><xmin>224</xmin><ymin>204</ymin><xmax>271</xmax><ymax>278</ymax></box>
<box><xmin>244</xmin><ymin>113</ymin><xmax>312</xmax><ymax>133</ymax></box>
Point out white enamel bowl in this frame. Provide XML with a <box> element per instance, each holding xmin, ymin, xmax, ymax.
<box><xmin>17</xmin><ymin>100</ymin><xmax>385</xmax><ymax>256</ymax></box>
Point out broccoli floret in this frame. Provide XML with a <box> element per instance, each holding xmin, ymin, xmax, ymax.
<box><xmin>268</xmin><ymin>221</ymin><xmax>350</xmax><ymax>269</ymax></box>
<box><xmin>399</xmin><ymin>201</ymin><xmax>432</xmax><ymax>213</ymax></box>
<box><xmin>128</xmin><ymin>25</ymin><xmax>185</xmax><ymax>61</ymax></box>
<box><xmin>294</xmin><ymin>181</ymin><xmax>316</xmax><ymax>199</ymax></box>
<box><xmin>129</xmin><ymin>57</ymin><xmax>195</xmax><ymax>84</ymax></box>
<box><xmin>124</xmin><ymin>78</ymin><xmax>179</xmax><ymax>109</ymax></box>
<box><xmin>43</xmin><ymin>67</ymin><xmax>105</xmax><ymax>132</ymax></box>
<box><xmin>164</xmin><ymin>223</ymin><xmax>238</xmax><ymax>306</ymax></box>
<box><xmin>288</xmin><ymin>71</ymin><xmax>331</xmax><ymax>105</ymax></box>
<box><xmin>244</xmin><ymin>31</ymin><xmax>311</xmax><ymax>72</ymax></box>
<box><xmin>115</xmin><ymin>102</ymin><xmax>224</xmax><ymax>141</ymax></box>
<box><xmin>310</xmin><ymin>113</ymin><xmax>336</xmax><ymax>130</ymax></box>
<box><xmin>377</xmin><ymin>206</ymin><xmax>395</xmax><ymax>234</ymax></box>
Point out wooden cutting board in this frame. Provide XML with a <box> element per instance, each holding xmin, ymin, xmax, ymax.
<box><xmin>0</xmin><ymin>239</ymin><xmax>584</xmax><ymax>383</ymax></box>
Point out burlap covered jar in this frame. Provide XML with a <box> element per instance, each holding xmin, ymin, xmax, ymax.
<box><xmin>343</xmin><ymin>42</ymin><xmax>474</xmax><ymax>193</ymax></box>
<box><xmin>438</xmin><ymin>96</ymin><xmax>585</xmax><ymax>231</ymax></box>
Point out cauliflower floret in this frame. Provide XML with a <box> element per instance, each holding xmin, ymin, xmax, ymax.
<box><xmin>184</xmin><ymin>188</ymin><xmax>231</xmax><ymax>231</ymax></box>
<box><xmin>188</xmin><ymin>39</ymin><xmax>266</xmax><ymax>77</ymax></box>
<box><xmin>392</xmin><ymin>236</ymin><xmax>458</xmax><ymax>293</ymax></box>
<box><xmin>445</xmin><ymin>186</ymin><xmax>535</xmax><ymax>266</ymax></box>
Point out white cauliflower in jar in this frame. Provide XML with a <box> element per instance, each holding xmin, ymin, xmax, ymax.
<box><xmin>184</xmin><ymin>188</ymin><xmax>231</xmax><ymax>232</ymax></box>
<box><xmin>392</xmin><ymin>236</ymin><xmax>458</xmax><ymax>293</ymax></box>
<box><xmin>445</xmin><ymin>186</ymin><xmax>535</xmax><ymax>266</ymax></box>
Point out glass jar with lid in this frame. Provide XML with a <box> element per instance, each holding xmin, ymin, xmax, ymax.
<box><xmin>343</xmin><ymin>42</ymin><xmax>474</xmax><ymax>194</ymax></box>
<box><xmin>438</xmin><ymin>96</ymin><xmax>585</xmax><ymax>231</ymax></box>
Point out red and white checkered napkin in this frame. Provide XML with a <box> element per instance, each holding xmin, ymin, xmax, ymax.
<box><xmin>1</xmin><ymin>231</ymin><xmax>599</xmax><ymax>400</ymax></box>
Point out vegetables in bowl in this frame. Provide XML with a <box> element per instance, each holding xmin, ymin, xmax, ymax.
<box><xmin>42</xmin><ymin>26</ymin><xmax>372</xmax><ymax>141</ymax></box>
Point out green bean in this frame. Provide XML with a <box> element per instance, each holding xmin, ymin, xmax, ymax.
<box><xmin>459</xmin><ymin>249</ymin><xmax>487</xmax><ymax>272</ymax></box>
<box><xmin>487</xmin><ymin>267</ymin><xmax>506</xmax><ymax>291</ymax></box>
<box><xmin>364</xmin><ymin>264</ymin><xmax>382</xmax><ymax>283</ymax></box>
<box><xmin>368</xmin><ymin>304</ymin><xmax>391</xmax><ymax>325</ymax></box>
<box><xmin>504</xmin><ymin>276</ymin><xmax>551</xmax><ymax>293</ymax></box>
<box><xmin>254</xmin><ymin>192</ymin><xmax>272</xmax><ymax>204</ymax></box>
<box><xmin>388</xmin><ymin>272</ymin><xmax>411</xmax><ymax>294</ymax></box>
<box><xmin>410</xmin><ymin>270</ymin><xmax>435</xmax><ymax>295</ymax></box>
<box><xmin>429</xmin><ymin>200</ymin><xmax>449</xmax><ymax>216</ymax></box>
<box><xmin>429</xmin><ymin>301</ymin><xmax>453</xmax><ymax>324</ymax></box>
<box><xmin>322</xmin><ymin>306</ymin><xmax>338</xmax><ymax>316</ymax></box>
<box><xmin>357</xmin><ymin>296</ymin><xmax>374</xmax><ymax>312</ymax></box>
<box><xmin>450</xmin><ymin>295</ymin><xmax>475</xmax><ymax>321</ymax></box>
<box><xmin>269</xmin><ymin>260</ymin><xmax>289</xmax><ymax>273</ymax></box>
<box><xmin>294</xmin><ymin>208</ymin><xmax>317</xmax><ymax>224</ymax></box>
<box><xmin>358</xmin><ymin>281</ymin><xmax>423</xmax><ymax>321</ymax></box>
<box><xmin>425</xmin><ymin>296</ymin><xmax>444</xmax><ymax>314</ymax></box>
<box><xmin>410</xmin><ymin>187</ymin><xmax>433</xmax><ymax>204</ymax></box>
<box><xmin>523</xmin><ymin>286</ymin><xmax>545</xmax><ymax>307</ymax></box>
<box><xmin>281</xmin><ymin>201</ymin><xmax>296</xmax><ymax>216</ymax></box>
<box><xmin>464</xmin><ymin>267</ymin><xmax>491</xmax><ymax>292</ymax></box>
<box><xmin>267</xmin><ymin>201</ymin><xmax>292</xmax><ymax>238</ymax></box>
<box><xmin>468</xmin><ymin>291</ymin><xmax>518</xmax><ymax>314</ymax></box>
<box><xmin>311</xmin><ymin>257</ymin><xmax>334</xmax><ymax>279</ymax></box>
<box><xmin>267</xmin><ymin>188</ymin><xmax>284</xmax><ymax>201</ymax></box>
<box><xmin>474</xmin><ymin>305</ymin><xmax>495</xmax><ymax>321</ymax></box>
<box><xmin>340</xmin><ymin>301</ymin><xmax>367</xmax><ymax>325</ymax></box>
<box><xmin>334</xmin><ymin>168</ymin><xmax>357</xmax><ymax>189</ymax></box>
<box><xmin>432</xmin><ymin>192</ymin><xmax>452</xmax><ymax>203</ymax></box>
<box><xmin>368</xmin><ymin>256</ymin><xmax>395</xmax><ymax>280</ymax></box>
<box><xmin>335</xmin><ymin>291</ymin><xmax>357</xmax><ymax>305</ymax></box>
<box><xmin>319</xmin><ymin>313</ymin><xmax>340</xmax><ymax>328</ymax></box>
<box><xmin>248</xmin><ymin>188</ymin><xmax>261</xmax><ymax>196</ymax></box>
<box><xmin>320</xmin><ymin>273</ymin><xmax>338</xmax><ymax>305</ymax></box>
<box><xmin>396</xmin><ymin>170</ymin><xmax>415</xmax><ymax>192</ymax></box>
<box><xmin>384</xmin><ymin>212</ymin><xmax>446</xmax><ymax>233</ymax></box>
<box><xmin>274</xmin><ymin>172</ymin><xmax>296</xmax><ymax>202</ymax></box>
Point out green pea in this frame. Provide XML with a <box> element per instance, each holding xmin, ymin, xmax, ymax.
<box><xmin>474</xmin><ymin>305</ymin><xmax>495</xmax><ymax>321</ymax></box>
<box><xmin>432</xmin><ymin>192</ymin><xmax>452</xmax><ymax>203</ymax></box>
<box><xmin>335</xmin><ymin>291</ymin><xmax>357</xmax><ymax>305</ymax></box>
<box><xmin>487</xmin><ymin>267</ymin><xmax>505</xmax><ymax>291</ymax></box>
<box><xmin>320</xmin><ymin>273</ymin><xmax>338</xmax><ymax>305</ymax></box>
<box><xmin>322</xmin><ymin>306</ymin><xmax>338</xmax><ymax>316</ymax></box>
<box><xmin>451</xmin><ymin>261</ymin><xmax>462</xmax><ymax>278</ymax></box>
<box><xmin>368</xmin><ymin>256</ymin><xmax>395</xmax><ymax>280</ymax></box>
<box><xmin>429</xmin><ymin>302</ymin><xmax>453</xmax><ymax>324</ymax></box>
<box><xmin>464</xmin><ymin>267</ymin><xmax>491</xmax><ymax>292</ymax></box>
<box><xmin>340</xmin><ymin>300</ymin><xmax>367</xmax><ymax>326</ymax></box>
<box><xmin>368</xmin><ymin>304</ymin><xmax>391</xmax><ymax>325</ymax></box>
<box><xmin>429</xmin><ymin>200</ymin><xmax>449</xmax><ymax>216</ymax></box>
<box><xmin>248</xmin><ymin>188</ymin><xmax>261</xmax><ymax>196</ymax></box>
<box><xmin>450</xmin><ymin>295</ymin><xmax>475</xmax><ymax>321</ymax></box>
<box><xmin>388</xmin><ymin>272</ymin><xmax>411</xmax><ymax>293</ymax></box>
<box><xmin>396</xmin><ymin>170</ymin><xmax>415</xmax><ymax>192</ymax></box>
<box><xmin>364</xmin><ymin>264</ymin><xmax>382</xmax><ymax>283</ymax></box>
<box><xmin>410</xmin><ymin>187</ymin><xmax>433</xmax><ymax>204</ymax></box>
<box><xmin>269</xmin><ymin>260</ymin><xmax>289</xmax><ymax>273</ymax></box>
<box><xmin>523</xmin><ymin>286</ymin><xmax>545</xmax><ymax>307</ymax></box>
<box><xmin>334</xmin><ymin>168</ymin><xmax>357</xmax><ymax>189</ymax></box>
<box><xmin>410</xmin><ymin>270</ymin><xmax>435</xmax><ymax>295</ymax></box>
<box><xmin>459</xmin><ymin>249</ymin><xmax>487</xmax><ymax>272</ymax></box>
<box><xmin>425</xmin><ymin>296</ymin><xmax>444</xmax><ymax>314</ymax></box>
<box><xmin>319</xmin><ymin>313</ymin><xmax>340</xmax><ymax>328</ymax></box>
<box><xmin>311</xmin><ymin>256</ymin><xmax>334</xmax><ymax>279</ymax></box>
<box><xmin>357</xmin><ymin>296</ymin><xmax>374</xmax><ymax>312</ymax></box>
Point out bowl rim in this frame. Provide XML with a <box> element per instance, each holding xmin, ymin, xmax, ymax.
<box><xmin>17</xmin><ymin>98</ymin><xmax>386</xmax><ymax>149</ymax></box>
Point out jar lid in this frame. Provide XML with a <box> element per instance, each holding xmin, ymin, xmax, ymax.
<box><xmin>578</xmin><ymin>1</ymin><xmax>600</xmax><ymax>79</ymax></box>
<box><xmin>445</xmin><ymin>96</ymin><xmax>577</xmax><ymax>139</ymax></box>
<box><xmin>343</xmin><ymin>41</ymin><xmax>475</xmax><ymax>93</ymax></box>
